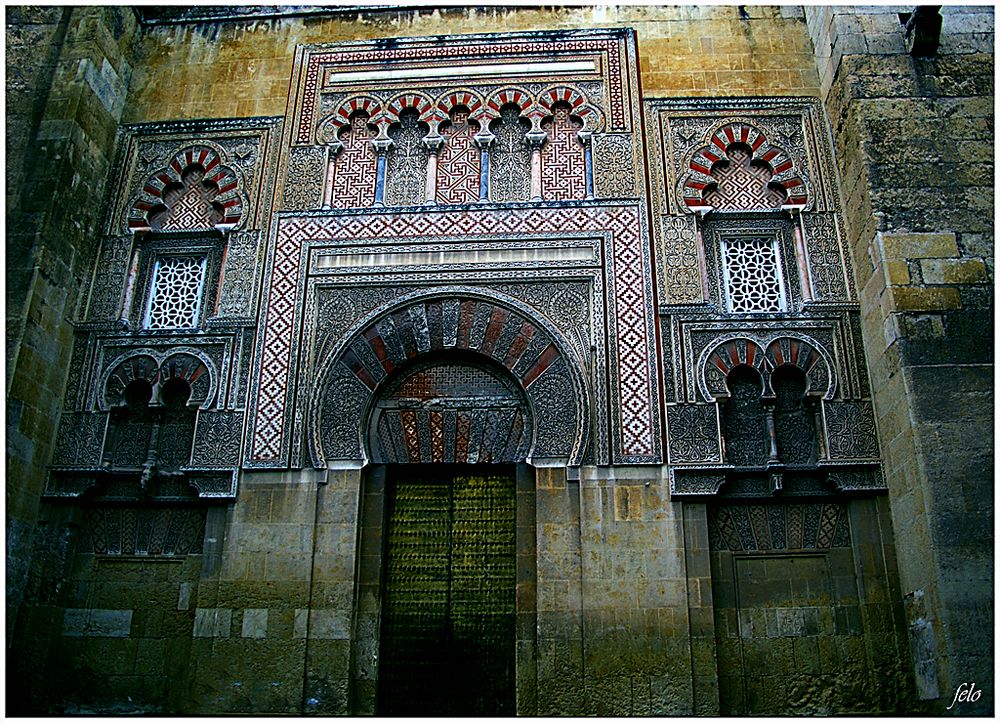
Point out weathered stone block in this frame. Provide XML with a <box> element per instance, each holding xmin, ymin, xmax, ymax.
<box><xmin>61</xmin><ymin>608</ymin><xmax>133</xmax><ymax>638</ymax></box>
<box><xmin>192</xmin><ymin>607</ymin><xmax>231</xmax><ymax>638</ymax></box>
<box><xmin>920</xmin><ymin>257</ymin><xmax>990</xmax><ymax>285</ymax></box>
<box><xmin>889</xmin><ymin>286</ymin><xmax>962</xmax><ymax>312</ymax></box>
<box><xmin>881</xmin><ymin>231</ymin><xmax>960</xmax><ymax>260</ymax></box>
<box><xmin>241</xmin><ymin>608</ymin><xmax>268</xmax><ymax>638</ymax></box>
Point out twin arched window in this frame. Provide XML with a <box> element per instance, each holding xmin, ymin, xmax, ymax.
<box><xmin>103</xmin><ymin>377</ymin><xmax>197</xmax><ymax>477</ymax></box>
<box><xmin>722</xmin><ymin>364</ymin><xmax>817</xmax><ymax>468</ymax></box>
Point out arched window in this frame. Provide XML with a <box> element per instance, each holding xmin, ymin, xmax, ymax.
<box><xmin>722</xmin><ymin>365</ymin><xmax>768</xmax><ymax>467</ymax></box>
<box><xmin>772</xmin><ymin>365</ymin><xmax>817</xmax><ymax>465</ymax></box>
<box><xmin>385</xmin><ymin>108</ymin><xmax>430</xmax><ymax>207</ymax></box>
<box><xmin>101</xmin><ymin>376</ymin><xmax>196</xmax><ymax>476</ymax></box>
<box><xmin>156</xmin><ymin>377</ymin><xmax>196</xmax><ymax>472</ymax></box>
<box><xmin>489</xmin><ymin>104</ymin><xmax>531</xmax><ymax>202</ymax></box>
<box><xmin>104</xmin><ymin>378</ymin><xmax>155</xmax><ymax>469</ymax></box>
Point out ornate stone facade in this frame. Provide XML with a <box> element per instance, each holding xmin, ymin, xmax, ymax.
<box><xmin>11</xmin><ymin>8</ymin><xmax>988</xmax><ymax>718</ymax></box>
<box><xmin>647</xmin><ymin>97</ymin><xmax>883</xmax><ymax>498</ymax></box>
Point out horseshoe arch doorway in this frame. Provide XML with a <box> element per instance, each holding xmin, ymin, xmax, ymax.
<box><xmin>352</xmin><ymin>352</ymin><xmax>536</xmax><ymax>715</ymax></box>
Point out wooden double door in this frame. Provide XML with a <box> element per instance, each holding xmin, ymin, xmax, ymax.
<box><xmin>377</xmin><ymin>465</ymin><xmax>517</xmax><ymax>716</ymax></box>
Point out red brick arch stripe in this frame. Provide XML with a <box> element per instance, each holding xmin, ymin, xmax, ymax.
<box><xmin>486</xmin><ymin>87</ymin><xmax>533</xmax><ymax>116</ymax></box>
<box><xmin>382</xmin><ymin>92</ymin><xmax>435</xmax><ymax>123</ymax></box>
<box><xmin>682</xmin><ymin>122</ymin><xmax>808</xmax><ymax>208</ymax></box>
<box><xmin>707</xmin><ymin>338</ymin><xmax>769</xmax><ymax>379</ymax></box>
<box><xmin>704</xmin><ymin>336</ymin><xmax>830</xmax><ymax>400</ymax></box>
<box><xmin>128</xmin><ymin>144</ymin><xmax>243</xmax><ymax>231</ymax></box>
<box><xmin>338</xmin><ymin>298</ymin><xmax>556</xmax><ymax>393</ymax></box>
<box><xmin>437</xmin><ymin>90</ymin><xmax>485</xmax><ymax>118</ymax></box>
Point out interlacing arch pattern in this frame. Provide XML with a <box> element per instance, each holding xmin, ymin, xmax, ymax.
<box><xmin>127</xmin><ymin>145</ymin><xmax>245</xmax><ymax>232</ymax></box>
<box><xmin>699</xmin><ymin>335</ymin><xmax>834</xmax><ymax>401</ymax></box>
<box><xmin>679</xmin><ymin>122</ymin><xmax>808</xmax><ymax>211</ymax></box>
<box><xmin>316</xmin><ymin>85</ymin><xmax>603</xmax><ymax>208</ymax></box>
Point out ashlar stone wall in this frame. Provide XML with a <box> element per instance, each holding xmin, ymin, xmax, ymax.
<box><xmin>806</xmin><ymin>5</ymin><xmax>993</xmax><ymax>715</ymax></box>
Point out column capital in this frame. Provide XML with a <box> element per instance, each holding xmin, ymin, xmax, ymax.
<box><xmin>525</xmin><ymin>129</ymin><xmax>548</xmax><ymax>151</ymax></box>
<box><xmin>422</xmin><ymin>134</ymin><xmax>446</xmax><ymax>154</ymax></box>
<box><xmin>473</xmin><ymin>130</ymin><xmax>496</xmax><ymax>149</ymax></box>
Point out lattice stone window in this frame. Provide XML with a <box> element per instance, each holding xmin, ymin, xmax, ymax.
<box><xmin>720</xmin><ymin>235</ymin><xmax>787</xmax><ymax>313</ymax></box>
<box><xmin>144</xmin><ymin>254</ymin><xmax>207</xmax><ymax>329</ymax></box>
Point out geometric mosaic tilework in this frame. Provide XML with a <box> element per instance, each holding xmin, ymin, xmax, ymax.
<box><xmin>249</xmin><ymin>202</ymin><xmax>659</xmax><ymax>466</ymax></box>
<box><xmin>437</xmin><ymin>111</ymin><xmax>480</xmax><ymax>204</ymax></box>
<box><xmin>541</xmin><ymin>106</ymin><xmax>586</xmax><ymax>200</ymax></box>
<box><xmin>331</xmin><ymin>113</ymin><xmax>377</xmax><ymax>208</ymax></box>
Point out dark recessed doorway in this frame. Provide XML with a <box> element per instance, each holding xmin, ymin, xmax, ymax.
<box><xmin>376</xmin><ymin>464</ymin><xmax>516</xmax><ymax>716</ymax></box>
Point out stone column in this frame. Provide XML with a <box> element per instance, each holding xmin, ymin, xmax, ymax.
<box><xmin>473</xmin><ymin>130</ymin><xmax>495</xmax><ymax>202</ymax></box>
<box><xmin>422</xmin><ymin>134</ymin><xmax>445</xmax><ymax>204</ymax></box>
<box><xmin>371</xmin><ymin>138</ymin><xmax>392</xmax><ymax>207</ymax></box>
<box><xmin>526</xmin><ymin>130</ymin><xmax>547</xmax><ymax>202</ymax></box>
<box><xmin>579</xmin><ymin>131</ymin><xmax>595</xmax><ymax>200</ymax></box>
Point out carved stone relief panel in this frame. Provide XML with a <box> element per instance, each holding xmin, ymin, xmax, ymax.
<box><xmin>708</xmin><ymin>502</ymin><xmax>851</xmax><ymax>552</ymax></box>
<box><xmin>489</xmin><ymin>105</ymin><xmax>531</xmax><ymax>203</ymax></box>
<box><xmin>190</xmin><ymin>410</ymin><xmax>244</xmax><ymax>467</ymax></box>
<box><xmin>86</xmin><ymin>235</ymin><xmax>134</xmax><ymax>323</ymax></box>
<box><xmin>803</xmin><ymin>212</ymin><xmax>852</xmax><ymax>302</ymax></box>
<box><xmin>50</xmin><ymin>412</ymin><xmax>108</xmax><ymax>469</ymax></box>
<box><xmin>592</xmin><ymin>133</ymin><xmax>637</xmax><ymax>198</ymax></box>
<box><xmin>215</xmin><ymin>229</ymin><xmax>264</xmax><ymax>320</ymax></box>
<box><xmin>822</xmin><ymin>400</ymin><xmax>880</xmax><ymax>461</ymax></box>
<box><xmin>665</xmin><ymin>403</ymin><xmax>722</xmax><ymax>464</ymax></box>
<box><xmin>282</xmin><ymin>145</ymin><xmax>326</xmax><ymax>211</ymax></box>
<box><xmin>385</xmin><ymin>110</ymin><xmax>429</xmax><ymax>206</ymax></box>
